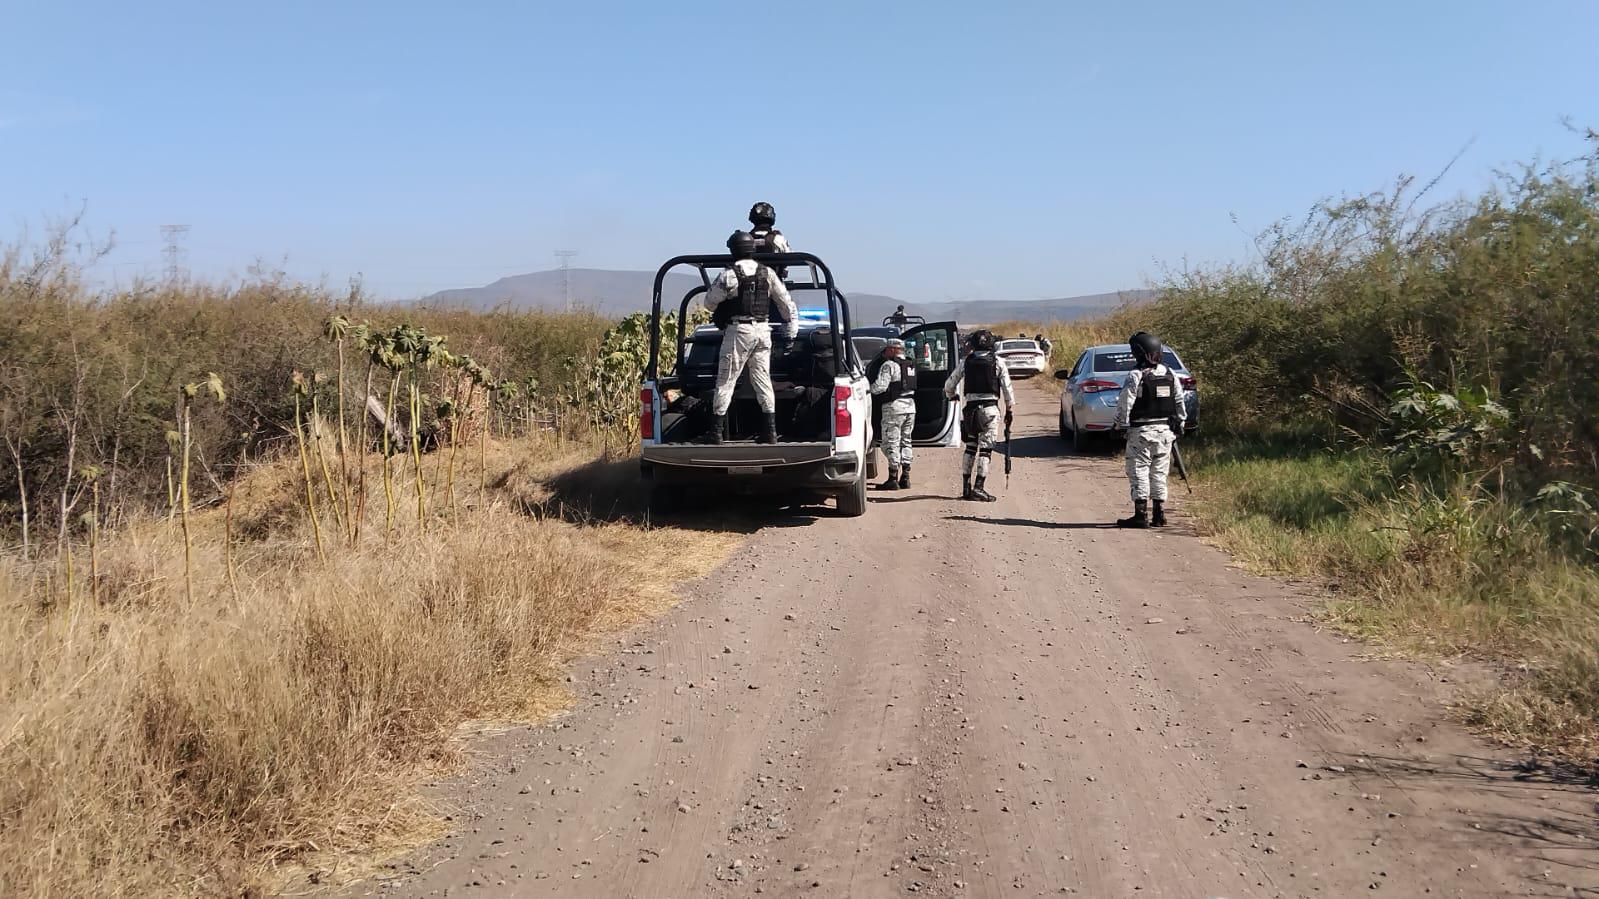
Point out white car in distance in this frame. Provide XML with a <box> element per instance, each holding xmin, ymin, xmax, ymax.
<box><xmin>995</xmin><ymin>338</ymin><xmax>1048</xmax><ymax>379</ymax></box>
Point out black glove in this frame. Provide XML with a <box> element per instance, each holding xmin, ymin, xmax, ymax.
<box><xmin>1004</xmin><ymin>409</ymin><xmax>1014</xmax><ymax>428</ymax></box>
<box><xmin>774</xmin><ymin>334</ymin><xmax>794</xmax><ymax>353</ymax></box>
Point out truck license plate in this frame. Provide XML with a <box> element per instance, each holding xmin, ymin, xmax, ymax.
<box><xmin>728</xmin><ymin>465</ymin><xmax>764</xmax><ymax>475</ymax></box>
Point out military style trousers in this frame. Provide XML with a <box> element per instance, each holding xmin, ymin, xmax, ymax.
<box><xmin>1125</xmin><ymin>423</ymin><xmax>1177</xmax><ymax>501</ymax></box>
<box><xmin>712</xmin><ymin>322</ymin><xmax>775</xmax><ymax>416</ymax></box>
<box><xmin>960</xmin><ymin>403</ymin><xmax>1000</xmax><ymax>479</ymax></box>
<box><xmin>880</xmin><ymin>402</ymin><xmax>916</xmax><ymax>469</ymax></box>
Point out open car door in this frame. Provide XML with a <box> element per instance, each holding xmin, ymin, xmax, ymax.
<box><xmin>901</xmin><ymin>321</ymin><xmax>960</xmax><ymax>446</ymax></box>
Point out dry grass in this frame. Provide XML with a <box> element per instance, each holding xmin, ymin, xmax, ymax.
<box><xmin>1182</xmin><ymin>443</ymin><xmax>1599</xmax><ymax>761</ymax></box>
<box><xmin>0</xmin><ymin>435</ymin><xmax>736</xmax><ymax>897</ymax></box>
<box><xmin>1001</xmin><ymin>315</ymin><xmax>1599</xmax><ymax>761</ymax></box>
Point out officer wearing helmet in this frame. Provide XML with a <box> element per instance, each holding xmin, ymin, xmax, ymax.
<box><xmin>943</xmin><ymin>329</ymin><xmax>1015</xmax><ymax>502</ymax></box>
<box><xmin>747</xmin><ymin>202</ymin><xmax>791</xmax><ymax>254</ymax></box>
<box><xmin>1112</xmin><ymin>331</ymin><xmax>1186</xmax><ymax>527</ymax></box>
<box><xmin>698</xmin><ymin>230</ymin><xmax>798</xmax><ymax>445</ymax></box>
<box><xmin>869</xmin><ymin>337</ymin><xmax>917</xmax><ymax>490</ymax></box>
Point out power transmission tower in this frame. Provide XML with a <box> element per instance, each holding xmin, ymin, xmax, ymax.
<box><xmin>161</xmin><ymin>224</ymin><xmax>189</xmax><ymax>286</ymax></box>
<box><xmin>554</xmin><ymin>250</ymin><xmax>578</xmax><ymax>312</ymax></box>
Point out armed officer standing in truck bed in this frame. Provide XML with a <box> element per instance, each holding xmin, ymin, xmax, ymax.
<box><xmin>697</xmin><ymin>230</ymin><xmax>798</xmax><ymax>445</ymax></box>
<box><xmin>747</xmin><ymin>201</ymin><xmax>791</xmax><ymax>254</ymax></box>
<box><xmin>944</xmin><ymin>329</ymin><xmax>1015</xmax><ymax>502</ymax></box>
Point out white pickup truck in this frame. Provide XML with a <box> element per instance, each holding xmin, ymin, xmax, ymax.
<box><xmin>639</xmin><ymin>252</ymin><xmax>958</xmax><ymax>516</ymax></box>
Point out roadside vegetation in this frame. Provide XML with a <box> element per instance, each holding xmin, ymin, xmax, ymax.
<box><xmin>0</xmin><ymin>232</ymin><xmax>732</xmax><ymax>896</ymax></box>
<box><xmin>1021</xmin><ymin>132</ymin><xmax>1599</xmax><ymax>761</ymax></box>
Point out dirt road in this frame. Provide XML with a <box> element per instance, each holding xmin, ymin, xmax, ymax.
<box><xmin>357</xmin><ymin>387</ymin><xmax>1597</xmax><ymax>898</ymax></box>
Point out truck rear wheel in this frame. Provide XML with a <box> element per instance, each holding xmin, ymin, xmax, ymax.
<box><xmin>836</xmin><ymin>472</ymin><xmax>867</xmax><ymax>517</ymax></box>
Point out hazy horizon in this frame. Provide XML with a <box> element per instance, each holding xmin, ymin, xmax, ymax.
<box><xmin>4</xmin><ymin>1</ymin><xmax>1596</xmax><ymax>303</ymax></box>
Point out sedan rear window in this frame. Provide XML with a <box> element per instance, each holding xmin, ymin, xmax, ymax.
<box><xmin>1093</xmin><ymin>349</ymin><xmax>1184</xmax><ymax>372</ymax></box>
<box><xmin>998</xmin><ymin>340</ymin><xmax>1040</xmax><ymax>352</ymax></box>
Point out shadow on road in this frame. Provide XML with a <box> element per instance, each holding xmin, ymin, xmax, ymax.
<box><xmin>523</xmin><ymin>456</ymin><xmax>834</xmax><ymax>533</ymax></box>
<box><xmin>943</xmin><ymin>514</ymin><xmax>1114</xmax><ymax>530</ymax></box>
<box><xmin>1319</xmin><ymin>752</ymin><xmax>1599</xmax><ymax>890</ymax></box>
<box><xmin>1008</xmin><ymin>434</ymin><xmax>1090</xmax><ymax>459</ymax></box>
<box><xmin>869</xmin><ymin>493</ymin><xmax>949</xmax><ymax>504</ymax></box>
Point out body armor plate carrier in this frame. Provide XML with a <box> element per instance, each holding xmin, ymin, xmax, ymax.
<box><xmin>714</xmin><ymin>265</ymin><xmax>772</xmax><ymax>327</ymax></box>
<box><xmin>963</xmin><ymin>352</ymin><xmax>1000</xmax><ymax>398</ymax></box>
<box><xmin>869</xmin><ymin>356</ymin><xmax>918</xmax><ymax>402</ymax></box>
<box><xmin>1129</xmin><ymin>367</ymin><xmax>1180</xmax><ymax>425</ymax></box>
<box><xmin>751</xmin><ymin>227</ymin><xmax>784</xmax><ymax>253</ymax></box>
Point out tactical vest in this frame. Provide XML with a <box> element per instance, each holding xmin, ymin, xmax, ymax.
<box><xmin>751</xmin><ymin>227</ymin><xmax>784</xmax><ymax>253</ymax></box>
<box><xmin>964</xmin><ymin>352</ymin><xmax>1000</xmax><ymax>397</ymax></box>
<box><xmin>1129</xmin><ymin>367</ymin><xmax>1179</xmax><ymax>425</ymax></box>
<box><xmin>730</xmin><ymin>266</ymin><xmax>771</xmax><ymax>320</ymax></box>
<box><xmin>870</xmin><ymin>356</ymin><xmax>918</xmax><ymax>402</ymax></box>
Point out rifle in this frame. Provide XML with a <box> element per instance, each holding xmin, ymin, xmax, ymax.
<box><xmin>1171</xmin><ymin>436</ymin><xmax>1193</xmax><ymax>494</ymax></box>
<box><xmin>1003</xmin><ymin>413</ymin><xmax>1013</xmax><ymax>486</ymax></box>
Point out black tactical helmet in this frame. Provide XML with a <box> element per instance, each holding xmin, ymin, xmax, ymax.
<box><xmin>966</xmin><ymin>329</ymin><xmax>995</xmax><ymax>352</ymax></box>
<box><xmin>748</xmin><ymin>202</ymin><xmax>776</xmax><ymax>227</ymax></box>
<box><xmin>726</xmin><ymin>230</ymin><xmax>757</xmax><ymax>259</ymax></box>
<box><xmin>1129</xmin><ymin>331</ymin><xmax>1163</xmax><ymax>367</ymax></box>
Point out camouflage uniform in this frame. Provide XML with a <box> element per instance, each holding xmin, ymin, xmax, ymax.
<box><xmin>871</xmin><ymin>352</ymin><xmax>917</xmax><ymax>476</ymax></box>
<box><xmin>703</xmin><ymin>260</ymin><xmax>797</xmax><ymax>416</ymax></box>
<box><xmin>1114</xmin><ymin>364</ymin><xmax>1186</xmax><ymax>502</ymax></box>
<box><xmin>944</xmin><ymin>353</ymin><xmax>1015</xmax><ymax>483</ymax></box>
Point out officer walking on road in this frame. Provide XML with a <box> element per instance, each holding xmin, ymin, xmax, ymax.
<box><xmin>698</xmin><ymin>231</ymin><xmax>799</xmax><ymax>445</ymax></box>
<box><xmin>869</xmin><ymin>337</ymin><xmax>917</xmax><ymax>490</ymax></box>
<box><xmin>1113</xmin><ymin>331</ymin><xmax>1186</xmax><ymax>527</ymax></box>
<box><xmin>944</xmin><ymin>329</ymin><xmax>1014</xmax><ymax>502</ymax></box>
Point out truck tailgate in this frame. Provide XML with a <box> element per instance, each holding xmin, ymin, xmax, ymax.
<box><xmin>641</xmin><ymin>442</ymin><xmax>834</xmax><ymax>469</ymax></box>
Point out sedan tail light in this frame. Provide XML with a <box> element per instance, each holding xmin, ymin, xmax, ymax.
<box><xmin>833</xmin><ymin>385</ymin><xmax>853</xmax><ymax>437</ymax></box>
<box><xmin>639</xmin><ymin>386</ymin><xmax>655</xmax><ymax>439</ymax></box>
<box><xmin>1180</xmin><ymin>376</ymin><xmax>1196</xmax><ymax>390</ymax></box>
<box><xmin>1080</xmin><ymin>378</ymin><xmax>1121</xmax><ymax>394</ymax></box>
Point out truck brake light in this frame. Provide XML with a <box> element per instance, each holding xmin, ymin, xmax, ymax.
<box><xmin>639</xmin><ymin>386</ymin><xmax>655</xmax><ymax>439</ymax></box>
<box><xmin>833</xmin><ymin>385</ymin><xmax>853</xmax><ymax>437</ymax></box>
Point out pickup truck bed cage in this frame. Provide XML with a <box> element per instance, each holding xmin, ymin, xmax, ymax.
<box><xmin>647</xmin><ymin>252</ymin><xmax>854</xmax><ymax>380</ymax></box>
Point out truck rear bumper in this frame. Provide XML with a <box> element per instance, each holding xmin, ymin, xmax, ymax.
<box><xmin>640</xmin><ymin>445</ymin><xmax>860</xmax><ymax>493</ymax></box>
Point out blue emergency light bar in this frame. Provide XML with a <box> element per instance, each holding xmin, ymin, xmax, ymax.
<box><xmin>795</xmin><ymin>307</ymin><xmax>831</xmax><ymax>323</ymax></box>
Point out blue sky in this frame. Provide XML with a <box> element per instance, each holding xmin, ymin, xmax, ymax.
<box><xmin>2</xmin><ymin>1</ymin><xmax>1595</xmax><ymax>302</ymax></box>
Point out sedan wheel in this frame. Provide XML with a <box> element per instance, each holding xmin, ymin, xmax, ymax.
<box><xmin>1071</xmin><ymin>412</ymin><xmax>1090</xmax><ymax>454</ymax></box>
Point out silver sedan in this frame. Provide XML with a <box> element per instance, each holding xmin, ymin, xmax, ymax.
<box><xmin>1054</xmin><ymin>343</ymin><xmax>1199</xmax><ymax>452</ymax></box>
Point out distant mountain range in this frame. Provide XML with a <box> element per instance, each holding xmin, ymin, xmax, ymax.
<box><xmin>418</xmin><ymin>268</ymin><xmax>1153</xmax><ymax>325</ymax></box>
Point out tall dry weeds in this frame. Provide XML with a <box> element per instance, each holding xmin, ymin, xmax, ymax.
<box><xmin>0</xmin><ymin>436</ymin><xmax>736</xmax><ymax>897</ymax></box>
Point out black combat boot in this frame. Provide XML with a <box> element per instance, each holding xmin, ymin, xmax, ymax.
<box><xmin>877</xmin><ymin>467</ymin><xmax>901</xmax><ymax>490</ymax></box>
<box><xmin>694</xmin><ymin>413</ymin><xmax>724</xmax><ymax>445</ymax></box>
<box><xmin>1151</xmin><ymin>499</ymin><xmax>1168</xmax><ymax>527</ymax></box>
<box><xmin>971</xmin><ymin>476</ymin><xmax>997</xmax><ymax>502</ymax></box>
<box><xmin>756</xmin><ymin>413</ymin><xmax>779</xmax><ymax>445</ymax></box>
<box><xmin>1117</xmin><ymin>499</ymin><xmax>1149</xmax><ymax>528</ymax></box>
<box><xmin>962</xmin><ymin>476</ymin><xmax>976</xmax><ymax>500</ymax></box>
<box><xmin>898</xmin><ymin>465</ymin><xmax>911</xmax><ymax>490</ymax></box>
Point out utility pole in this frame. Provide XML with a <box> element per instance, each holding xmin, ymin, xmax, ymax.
<box><xmin>161</xmin><ymin>224</ymin><xmax>190</xmax><ymax>287</ymax></box>
<box><xmin>554</xmin><ymin>250</ymin><xmax>578</xmax><ymax>312</ymax></box>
